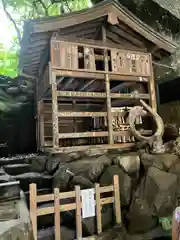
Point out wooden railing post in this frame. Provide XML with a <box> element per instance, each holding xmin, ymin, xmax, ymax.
<box><xmin>113</xmin><ymin>175</ymin><xmax>121</xmax><ymax>224</ymax></box>
<box><xmin>30</xmin><ymin>183</ymin><xmax>37</xmax><ymax>240</ymax></box>
<box><xmin>51</xmin><ymin>69</ymin><xmax>59</xmax><ymax>150</ymax></box>
<box><xmin>30</xmin><ymin>175</ymin><xmax>121</xmax><ymax>239</ymax></box>
<box><xmin>54</xmin><ymin>188</ymin><xmax>61</xmax><ymax>240</ymax></box>
<box><xmin>102</xmin><ymin>26</ymin><xmax>114</xmax><ymax>145</ymax></box>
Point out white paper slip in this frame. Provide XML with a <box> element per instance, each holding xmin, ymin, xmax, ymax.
<box><xmin>81</xmin><ymin>188</ymin><xmax>95</xmax><ymax>219</ymax></box>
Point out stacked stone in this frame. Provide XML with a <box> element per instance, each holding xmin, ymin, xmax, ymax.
<box><xmin>1</xmin><ymin>145</ymin><xmax>180</xmax><ymax>239</ymax></box>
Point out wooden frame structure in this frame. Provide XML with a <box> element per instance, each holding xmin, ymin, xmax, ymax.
<box><xmin>37</xmin><ymin>32</ymin><xmax>155</xmax><ymax>152</ymax></box>
<box><xmin>30</xmin><ymin>175</ymin><xmax>121</xmax><ymax>240</ymax></box>
<box><xmin>19</xmin><ymin>1</ymin><xmax>176</xmax><ymax>153</ymax></box>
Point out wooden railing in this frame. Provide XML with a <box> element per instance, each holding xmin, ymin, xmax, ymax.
<box><xmin>30</xmin><ymin>175</ymin><xmax>121</xmax><ymax>240</ymax></box>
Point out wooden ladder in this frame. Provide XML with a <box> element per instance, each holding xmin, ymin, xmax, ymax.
<box><xmin>30</xmin><ymin>175</ymin><xmax>121</xmax><ymax>240</ymax></box>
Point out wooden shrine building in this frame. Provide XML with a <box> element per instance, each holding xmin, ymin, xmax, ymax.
<box><xmin>19</xmin><ymin>0</ymin><xmax>177</xmax><ymax>153</ymax></box>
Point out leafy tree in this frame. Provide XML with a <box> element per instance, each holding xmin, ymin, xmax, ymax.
<box><xmin>0</xmin><ymin>0</ymin><xmax>91</xmax><ymax>77</ymax></box>
<box><xmin>0</xmin><ymin>43</ymin><xmax>18</xmax><ymax>77</ymax></box>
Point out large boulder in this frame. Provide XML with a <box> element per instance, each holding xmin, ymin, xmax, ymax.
<box><xmin>46</xmin><ymin>153</ymin><xmax>71</xmax><ymax>174</ymax></box>
<box><xmin>81</xmin><ymin>205</ymin><xmax>113</xmax><ymax>236</ymax></box>
<box><xmin>100</xmin><ymin>165</ymin><xmax>132</xmax><ymax>207</ymax></box>
<box><xmin>156</xmin><ymin>154</ymin><xmax>179</xmax><ymax>171</ymax></box>
<box><xmin>140</xmin><ymin>153</ymin><xmax>164</xmax><ymax>171</ymax></box>
<box><xmin>169</xmin><ymin>162</ymin><xmax>180</xmax><ymax>175</ymax></box>
<box><xmin>113</xmin><ymin>152</ymin><xmax>140</xmax><ymax>178</ymax></box>
<box><xmin>29</xmin><ymin>155</ymin><xmax>47</xmax><ymax>173</ymax></box>
<box><xmin>70</xmin><ymin>175</ymin><xmax>94</xmax><ymax>189</ymax></box>
<box><xmin>53</xmin><ymin>154</ymin><xmax>111</xmax><ymax>184</ymax></box>
<box><xmin>68</xmin><ymin>154</ymin><xmax>111</xmax><ymax>182</ymax></box>
<box><xmin>128</xmin><ymin>166</ymin><xmax>178</xmax><ymax>233</ymax></box>
<box><xmin>52</xmin><ymin>165</ymin><xmax>72</xmax><ymax>192</ymax></box>
<box><xmin>140</xmin><ymin>153</ymin><xmax>179</xmax><ymax>172</ymax></box>
<box><xmin>128</xmin><ymin>177</ymin><xmax>158</xmax><ymax>234</ymax></box>
<box><xmin>146</xmin><ymin>167</ymin><xmax>178</xmax><ymax>217</ymax></box>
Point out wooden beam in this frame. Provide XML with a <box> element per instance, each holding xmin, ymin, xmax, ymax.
<box><xmin>110</xmin><ymin>93</ymin><xmax>150</xmax><ymax>99</ymax></box>
<box><xmin>61</xmin><ymin>77</ymin><xmax>74</xmax><ymax>90</ymax></box>
<box><xmin>78</xmin><ymin>79</ymin><xmax>95</xmax><ymax>91</ymax></box>
<box><xmin>56</xmin><ymin>91</ymin><xmax>149</xmax><ymax>99</ymax></box>
<box><xmin>58</xmin><ymin>132</ymin><xmax>108</xmax><ymax>139</ymax></box>
<box><xmin>51</xmin><ymin>36</ymin><xmax>145</xmax><ymax>53</ymax></box>
<box><xmin>58</xmin><ymin>130</ymin><xmax>141</xmax><ymax>139</ymax></box>
<box><xmin>57</xmin><ymin>91</ymin><xmax>106</xmax><ymax>98</ymax></box>
<box><xmin>111</xmin><ymin>82</ymin><xmax>136</xmax><ymax>93</ymax></box>
<box><xmin>58</xmin><ymin>111</ymin><xmax>106</xmax><ymax>117</ymax></box>
<box><xmin>54</xmin><ymin>69</ymin><xmax>148</xmax><ymax>82</ymax></box>
<box><xmin>44</xmin><ymin>143</ymin><xmax>135</xmax><ymax>153</ymax></box>
<box><xmin>109</xmin><ymin>24</ymin><xmax>145</xmax><ymax>48</ymax></box>
<box><xmin>148</xmin><ymin>54</ymin><xmax>157</xmax><ymax>111</ymax></box>
<box><xmin>51</xmin><ymin>70</ymin><xmax>59</xmax><ymax>149</ymax></box>
<box><xmin>44</xmin><ymin>130</ymin><xmax>153</xmax><ymax>139</ymax></box>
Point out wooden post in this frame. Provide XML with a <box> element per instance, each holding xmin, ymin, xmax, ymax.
<box><xmin>54</xmin><ymin>188</ymin><xmax>61</xmax><ymax>240</ymax></box>
<box><xmin>113</xmin><ymin>175</ymin><xmax>121</xmax><ymax>224</ymax></box>
<box><xmin>30</xmin><ymin>184</ymin><xmax>37</xmax><ymax>240</ymax></box>
<box><xmin>39</xmin><ymin>100</ymin><xmax>44</xmax><ymax>150</ymax></box>
<box><xmin>75</xmin><ymin>185</ymin><xmax>82</xmax><ymax>240</ymax></box>
<box><xmin>51</xmin><ymin>69</ymin><xmax>59</xmax><ymax>149</ymax></box>
<box><xmin>72</xmin><ymin>100</ymin><xmax>77</xmax><ymax>132</ymax></box>
<box><xmin>95</xmin><ymin>183</ymin><xmax>102</xmax><ymax>234</ymax></box>
<box><xmin>102</xmin><ymin>26</ymin><xmax>114</xmax><ymax>144</ymax></box>
<box><xmin>148</xmin><ymin>53</ymin><xmax>157</xmax><ymax>112</ymax></box>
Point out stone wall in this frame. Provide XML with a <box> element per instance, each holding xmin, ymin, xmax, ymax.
<box><xmin>1</xmin><ymin>145</ymin><xmax>179</xmax><ymax>239</ymax></box>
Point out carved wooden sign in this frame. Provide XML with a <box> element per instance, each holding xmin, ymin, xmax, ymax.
<box><xmin>51</xmin><ymin>40</ymin><xmax>152</xmax><ymax>77</ymax></box>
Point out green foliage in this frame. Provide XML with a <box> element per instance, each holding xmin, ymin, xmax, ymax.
<box><xmin>0</xmin><ymin>0</ymin><xmax>91</xmax><ymax>77</ymax></box>
<box><xmin>0</xmin><ymin>43</ymin><xmax>18</xmax><ymax>77</ymax></box>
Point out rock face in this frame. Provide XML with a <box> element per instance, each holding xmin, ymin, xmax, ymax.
<box><xmin>100</xmin><ymin>165</ymin><xmax>132</xmax><ymax>207</ymax></box>
<box><xmin>63</xmin><ymin>154</ymin><xmax>112</xmax><ymax>182</ymax></box>
<box><xmin>0</xmin><ymin>148</ymin><xmax>179</xmax><ymax>239</ymax></box>
<box><xmin>146</xmin><ymin>167</ymin><xmax>178</xmax><ymax>217</ymax></box>
<box><xmin>113</xmin><ymin>152</ymin><xmax>140</xmax><ymax>177</ymax></box>
<box><xmin>52</xmin><ymin>154</ymin><xmax>112</xmax><ymax>192</ymax></box>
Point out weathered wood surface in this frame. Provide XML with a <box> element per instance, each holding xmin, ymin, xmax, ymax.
<box><xmin>51</xmin><ymin>39</ymin><xmax>151</xmax><ymax>77</ymax></box>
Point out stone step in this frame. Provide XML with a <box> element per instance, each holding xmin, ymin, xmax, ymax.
<box><xmin>0</xmin><ymin>154</ymin><xmax>36</xmax><ymax>167</ymax></box>
<box><xmin>0</xmin><ymin>181</ymin><xmax>20</xmax><ymax>202</ymax></box>
<box><xmin>3</xmin><ymin>164</ymin><xmax>31</xmax><ymax>176</ymax></box>
<box><xmin>13</xmin><ymin>172</ymin><xmax>52</xmax><ymax>192</ymax></box>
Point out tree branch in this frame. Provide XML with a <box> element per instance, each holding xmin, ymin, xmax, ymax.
<box><xmin>37</xmin><ymin>0</ymin><xmax>49</xmax><ymax>16</ymax></box>
<box><xmin>1</xmin><ymin>0</ymin><xmax>21</xmax><ymax>45</ymax></box>
<box><xmin>64</xmin><ymin>0</ymin><xmax>72</xmax><ymax>12</ymax></box>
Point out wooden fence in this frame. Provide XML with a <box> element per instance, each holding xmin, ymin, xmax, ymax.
<box><xmin>30</xmin><ymin>175</ymin><xmax>121</xmax><ymax>240</ymax></box>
